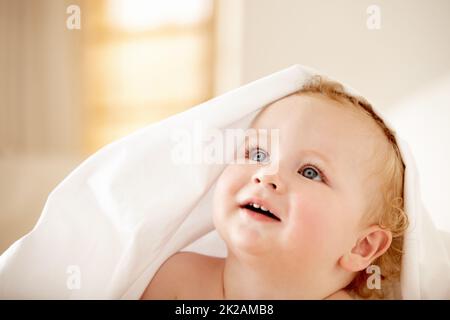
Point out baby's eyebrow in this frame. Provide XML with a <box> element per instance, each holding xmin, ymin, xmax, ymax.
<box><xmin>300</xmin><ymin>149</ymin><xmax>333</xmax><ymax>170</ymax></box>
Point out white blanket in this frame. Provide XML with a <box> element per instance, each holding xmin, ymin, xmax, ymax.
<box><xmin>1</xmin><ymin>65</ymin><xmax>449</xmax><ymax>299</ymax></box>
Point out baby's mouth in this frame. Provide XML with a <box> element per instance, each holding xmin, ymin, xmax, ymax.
<box><xmin>239</xmin><ymin>202</ymin><xmax>281</xmax><ymax>222</ymax></box>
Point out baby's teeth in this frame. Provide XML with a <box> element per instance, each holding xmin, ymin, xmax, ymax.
<box><xmin>260</xmin><ymin>206</ymin><xmax>268</xmax><ymax>211</ymax></box>
<box><xmin>252</xmin><ymin>203</ymin><xmax>260</xmax><ymax>209</ymax></box>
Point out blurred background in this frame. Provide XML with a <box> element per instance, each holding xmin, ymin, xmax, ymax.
<box><xmin>1</xmin><ymin>0</ymin><xmax>449</xmax><ymax>253</ymax></box>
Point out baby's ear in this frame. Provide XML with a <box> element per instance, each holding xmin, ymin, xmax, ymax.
<box><xmin>339</xmin><ymin>225</ymin><xmax>392</xmax><ymax>272</ymax></box>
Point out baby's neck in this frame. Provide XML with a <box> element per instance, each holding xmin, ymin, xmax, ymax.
<box><xmin>219</xmin><ymin>252</ymin><xmax>346</xmax><ymax>300</ymax></box>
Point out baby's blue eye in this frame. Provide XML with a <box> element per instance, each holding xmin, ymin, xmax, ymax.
<box><xmin>248</xmin><ymin>148</ymin><xmax>269</xmax><ymax>163</ymax></box>
<box><xmin>300</xmin><ymin>166</ymin><xmax>323</xmax><ymax>182</ymax></box>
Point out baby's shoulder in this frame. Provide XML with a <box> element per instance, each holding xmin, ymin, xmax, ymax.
<box><xmin>141</xmin><ymin>251</ymin><xmax>223</xmax><ymax>299</ymax></box>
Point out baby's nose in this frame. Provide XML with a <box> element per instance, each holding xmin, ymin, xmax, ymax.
<box><xmin>252</xmin><ymin>174</ymin><xmax>280</xmax><ymax>191</ymax></box>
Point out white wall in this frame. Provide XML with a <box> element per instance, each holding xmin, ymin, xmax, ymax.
<box><xmin>240</xmin><ymin>0</ymin><xmax>450</xmax><ymax>113</ymax></box>
<box><xmin>386</xmin><ymin>75</ymin><xmax>450</xmax><ymax>231</ymax></box>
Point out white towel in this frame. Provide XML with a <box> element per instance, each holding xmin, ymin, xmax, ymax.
<box><xmin>0</xmin><ymin>65</ymin><xmax>449</xmax><ymax>299</ymax></box>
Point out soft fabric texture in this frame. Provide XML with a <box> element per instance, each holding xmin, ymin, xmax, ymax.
<box><xmin>0</xmin><ymin>65</ymin><xmax>449</xmax><ymax>299</ymax></box>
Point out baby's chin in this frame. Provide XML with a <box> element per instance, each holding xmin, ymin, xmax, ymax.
<box><xmin>225</xmin><ymin>238</ymin><xmax>274</xmax><ymax>258</ymax></box>
<box><xmin>218</xmin><ymin>223</ymin><xmax>278</xmax><ymax>257</ymax></box>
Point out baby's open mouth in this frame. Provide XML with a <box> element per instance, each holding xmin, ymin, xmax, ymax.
<box><xmin>240</xmin><ymin>202</ymin><xmax>281</xmax><ymax>222</ymax></box>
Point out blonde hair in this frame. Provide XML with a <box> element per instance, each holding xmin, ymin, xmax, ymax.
<box><xmin>294</xmin><ymin>75</ymin><xmax>408</xmax><ymax>299</ymax></box>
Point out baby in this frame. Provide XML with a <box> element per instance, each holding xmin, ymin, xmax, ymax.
<box><xmin>141</xmin><ymin>76</ymin><xmax>408</xmax><ymax>300</ymax></box>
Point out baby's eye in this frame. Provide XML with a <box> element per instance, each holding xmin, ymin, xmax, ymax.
<box><xmin>246</xmin><ymin>147</ymin><xmax>270</xmax><ymax>163</ymax></box>
<box><xmin>299</xmin><ymin>165</ymin><xmax>324</xmax><ymax>182</ymax></box>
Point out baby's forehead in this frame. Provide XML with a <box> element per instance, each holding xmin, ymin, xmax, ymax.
<box><xmin>255</xmin><ymin>93</ymin><xmax>383</xmax><ymax>140</ymax></box>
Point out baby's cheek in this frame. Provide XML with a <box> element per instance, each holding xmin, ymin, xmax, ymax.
<box><xmin>292</xmin><ymin>206</ymin><xmax>329</xmax><ymax>241</ymax></box>
<box><xmin>217</xmin><ymin>165</ymin><xmax>245</xmax><ymax>192</ymax></box>
<box><xmin>214</xmin><ymin>167</ymin><xmax>238</xmax><ymax>203</ymax></box>
<box><xmin>213</xmin><ymin>165</ymin><xmax>250</xmax><ymax>218</ymax></box>
<box><xmin>287</xmin><ymin>196</ymin><xmax>340</xmax><ymax>251</ymax></box>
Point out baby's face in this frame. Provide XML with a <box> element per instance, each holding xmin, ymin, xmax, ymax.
<box><xmin>213</xmin><ymin>93</ymin><xmax>388</xmax><ymax>276</ymax></box>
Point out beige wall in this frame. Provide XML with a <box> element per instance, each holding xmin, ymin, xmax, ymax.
<box><xmin>0</xmin><ymin>0</ymin><xmax>85</xmax><ymax>253</ymax></box>
<box><xmin>0</xmin><ymin>0</ymin><xmax>84</xmax><ymax>155</ymax></box>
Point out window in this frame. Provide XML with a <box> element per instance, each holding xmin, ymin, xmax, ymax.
<box><xmin>82</xmin><ymin>0</ymin><xmax>214</xmax><ymax>154</ymax></box>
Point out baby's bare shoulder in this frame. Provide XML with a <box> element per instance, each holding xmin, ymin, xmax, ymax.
<box><xmin>140</xmin><ymin>251</ymin><xmax>222</xmax><ymax>300</ymax></box>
